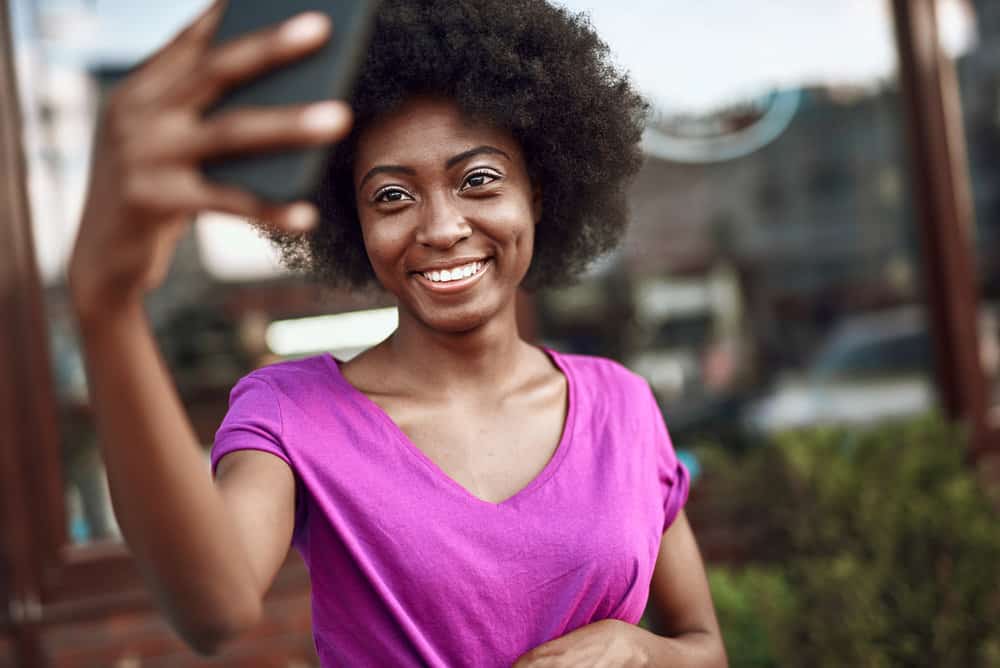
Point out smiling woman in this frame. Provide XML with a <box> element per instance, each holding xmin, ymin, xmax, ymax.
<box><xmin>63</xmin><ymin>0</ymin><xmax>725</xmax><ymax>666</ymax></box>
<box><xmin>352</xmin><ymin>98</ymin><xmax>539</xmax><ymax>334</ymax></box>
<box><xmin>270</xmin><ymin>0</ymin><xmax>647</xmax><ymax>292</ymax></box>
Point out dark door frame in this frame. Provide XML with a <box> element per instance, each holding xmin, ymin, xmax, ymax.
<box><xmin>891</xmin><ymin>0</ymin><xmax>998</xmax><ymax>461</ymax></box>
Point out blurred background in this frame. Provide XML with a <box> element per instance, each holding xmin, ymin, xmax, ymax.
<box><xmin>1</xmin><ymin>0</ymin><xmax>999</xmax><ymax>666</ymax></box>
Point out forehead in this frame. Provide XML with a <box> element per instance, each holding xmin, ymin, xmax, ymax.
<box><xmin>353</xmin><ymin>97</ymin><xmax>523</xmax><ymax>179</ymax></box>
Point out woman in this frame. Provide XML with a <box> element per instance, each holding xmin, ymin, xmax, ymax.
<box><xmin>68</xmin><ymin>0</ymin><xmax>726</xmax><ymax>665</ymax></box>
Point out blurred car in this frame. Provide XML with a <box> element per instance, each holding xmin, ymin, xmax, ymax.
<box><xmin>742</xmin><ymin>306</ymin><xmax>937</xmax><ymax>433</ymax></box>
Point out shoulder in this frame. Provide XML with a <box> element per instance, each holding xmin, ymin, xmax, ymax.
<box><xmin>548</xmin><ymin>349</ymin><xmax>654</xmax><ymax>408</ymax></box>
<box><xmin>220</xmin><ymin>354</ymin><xmax>368</xmax><ymax>449</ymax></box>
<box><xmin>238</xmin><ymin>354</ymin><xmax>340</xmax><ymax>398</ymax></box>
<box><xmin>243</xmin><ymin>353</ymin><xmax>336</xmax><ymax>381</ymax></box>
<box><xmin>550</xmin><ymin>349</ymin><xmax>648</xmax><ymax>389</ymax></box>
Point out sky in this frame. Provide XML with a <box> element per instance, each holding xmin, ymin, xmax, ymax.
<box><xmin>27</xmin><ymin>0</ymin><xmax>976</xmax><ymax>112</ymax></box>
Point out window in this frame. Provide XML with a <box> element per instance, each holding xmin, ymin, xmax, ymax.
<box><xmin>542</xmin><ymin>1</ymin><xmax>941</xmax><ymax>446</ymax></box>
<box><xmin>1</xmin><ymin>0</ymin><xmax>994</xmax><ymax>663</ymax></box>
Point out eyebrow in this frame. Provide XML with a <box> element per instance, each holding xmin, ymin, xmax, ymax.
<box><xmin>358</xmin><ymin>145</ymin><xmax>512</xmax><ymax>189</ymax></box>
<box><xmin>358</xmin><ymin>165</ymin><xmax>417</xmax><ymax>190</ymax></box>
<box><xmin>444</xmin><ymin>145</ymin><xmax>511</xmax><ymax>169</ymax></box>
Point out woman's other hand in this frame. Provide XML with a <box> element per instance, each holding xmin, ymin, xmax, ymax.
<box><xmin>68</xmin><ymin>0</ymin><xmax>352</xmax><ymax>321</ymax></box>
<box><xmin>512</xmin><ymin>619</ymin><xmax>655</xmax><ymax>668</ymax></box>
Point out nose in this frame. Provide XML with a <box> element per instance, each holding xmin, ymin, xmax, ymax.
<box><xmin>415</xmin><ymin>194</ymin><xmax>472</xmax><ymax>249</ymax></box>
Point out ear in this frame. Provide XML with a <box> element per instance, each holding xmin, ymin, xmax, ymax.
<box><xmin>531</xmin><ymin>184</ymin><xmax>543</xmax><ymax>225</ymax></box>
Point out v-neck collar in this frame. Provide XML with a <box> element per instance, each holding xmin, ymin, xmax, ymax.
<box><xmin>322</xmin><ymin>348</ymin><xmax>575</xmax><ymax>507</ymax></box>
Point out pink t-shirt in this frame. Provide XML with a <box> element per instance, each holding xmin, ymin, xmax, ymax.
<box><xmin>211</xmin><ymin>349</ymin><xmax>689</xmax><ymax>667</ymax></box>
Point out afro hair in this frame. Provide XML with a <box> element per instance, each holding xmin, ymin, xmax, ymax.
<box><xmin>270</xmin><ymin>0</ymin><xmax>648</xmax><ymax>290</ymax></box>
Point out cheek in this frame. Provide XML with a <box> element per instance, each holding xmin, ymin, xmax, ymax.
<box><xmin>360</xmin><ymin>218</ymin><xmax>409</xmax><ymax>275</ymax></box>
<box><xmin>517</xmin><ymin>227</ymin><xmax>536</xmax><ymax>277</ymax></box>
<box><xmin>479</xmin><ymin>194</ymin><xmax>535</xmax><ymax>239</ymax></box>
<box><xmin>496</xmin><ymin>200</ymin><xmax>536</xmax><ymax>258</ymax></box>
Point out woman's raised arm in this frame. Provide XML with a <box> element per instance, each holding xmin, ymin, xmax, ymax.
<box><xmin>67</xmin><ymin>1</ymin><xmax>350</xmax><ymax>654</ymax></box>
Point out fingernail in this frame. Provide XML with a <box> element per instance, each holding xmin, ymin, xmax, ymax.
<box><xmin>302</xmin><ymin>102</ymin><xmax>347</xmax><ymax>132</ymax></box>
<box><xmin>287</xmin><ymin>203</ymin><xmax>318</xmax><ymax>231</ymax></box>
<box><xmin>282</xmin><ymin>12</ymin><xmax>330</xmax><ymax>43</ymax></box>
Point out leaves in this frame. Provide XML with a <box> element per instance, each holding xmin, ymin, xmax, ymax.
<box><xmin>702</xmin><ymin>414</ymin><xmax>1000</xmax><ymax>667</ymax></box>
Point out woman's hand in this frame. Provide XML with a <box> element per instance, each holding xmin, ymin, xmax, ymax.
<box><xmin>512</xmin><ymin>620</ymin><xmax>656</xmax><ymax>668</ymax></box>
<box><xmin>68</xmin><ymin>0</ymin><xmax>352</xmax><ymax>321</ymax></box>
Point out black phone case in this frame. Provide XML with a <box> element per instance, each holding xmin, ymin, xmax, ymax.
<box><xmin>202</xmin><ymin>0</ymin><xmax>380</xmax><ymax>203</ymax></box>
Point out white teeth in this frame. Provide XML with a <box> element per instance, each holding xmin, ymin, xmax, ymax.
<box><xmin>421</xmin><ymin>261</ymin><xmax>485</xmax><ymax>283</ymax></box>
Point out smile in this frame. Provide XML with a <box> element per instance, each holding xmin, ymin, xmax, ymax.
<box><xmin>420</xmin><ymin>261</ymin><xmax>484</xmax><ymax>283</ymax></box>
<box><xmin>413</xmin><ymin>259</ymin><xmax>491</xmax><ymax>292</ymax></box>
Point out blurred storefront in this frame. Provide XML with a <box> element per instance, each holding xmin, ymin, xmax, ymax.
<box><xmin>1</xmin><ymin>0</ymin><xmax>998</xmax><ymax>665</ymax></box>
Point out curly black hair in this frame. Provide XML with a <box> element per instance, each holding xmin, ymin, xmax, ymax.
<box><xmin>271</xmin><ymin>0</ymin><xmax>648</xmax><ymax>290</ymax></box>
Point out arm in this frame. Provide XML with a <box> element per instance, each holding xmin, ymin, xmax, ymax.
<box><xmin>68</xmin><ymin>1</ymin><xmax>350</xmax><ymax>654</ymax></box>
<box><xmin>641</xmin><ymin>511</ymin><xmax>727</xmax><ymax>667</ymax></box>
<box><xmin>78</xmin><ymin>308</ymin><xmax>294</xmax><ymax>654</ymax></box>
<box><xmin>513</xmin><ymin>511</ymin><xmax>727</xmax><ymax>667</ymax></box>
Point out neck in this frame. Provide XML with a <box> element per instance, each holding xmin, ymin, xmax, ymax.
<box><xmin>384</xmin><ymin>299</ymin><xmax>532</xmax><ymax>396</ymax></box>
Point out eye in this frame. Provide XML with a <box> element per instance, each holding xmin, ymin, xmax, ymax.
<box><xmin>460</xmin><ymin>169</ymin><xmax>501</xmax><ymax>191</ymax></box>
<box><xmin>373</xmin><ymin>186</ymin><xmax>414</xmax><ymax>204</ymax></box>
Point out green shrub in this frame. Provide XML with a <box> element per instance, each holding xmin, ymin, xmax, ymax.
<box><xmin>707</xmin><ymin>567</ymin><xmax>790</xmax><ymax>668</ymax></box>
<box><xmin>698</xmin><ymin>415</ymin><xmax>1000</xmax><ymax>668</ymax></box>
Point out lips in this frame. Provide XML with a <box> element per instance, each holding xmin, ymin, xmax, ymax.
<box><xmin>412</xmin><ymin>258</ymin><xmax>492</xmax><ymax>293</ymax></box>
<box><xmin>411</xmin><ymin>256</ymin><xmax>491</xmax><ymax>274</ymax></box>
<box><xmin>418</xmin><ymin>260</ymin><xmax>484</xmax><ymax>283</ymax></box>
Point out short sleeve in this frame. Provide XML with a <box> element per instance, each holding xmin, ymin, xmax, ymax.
<box><xmin>212</xmin><ymin>375</ymin><xmax>289</xmax><ymax>473</ymax></box>
<box><xmin>641</xmin><ymin>383</ymin><xmax>690</xmax><ymax>533</ymax></box>
<box><xmin>211</xmin><ymin>375</ymin><xmax>308</xmax><ymax>544</ymax></box>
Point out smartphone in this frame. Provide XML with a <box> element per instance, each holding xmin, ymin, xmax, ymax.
<box><xmin>201</xmin><ymin>0</ymin><xmax>381</xmax><ymax>203</ymax></box>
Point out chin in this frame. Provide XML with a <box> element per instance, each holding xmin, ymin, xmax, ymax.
<box><xmin>419</xmin><ymin>306</ymin><xmax>492</xmax><ymax>334</ymax></box>
<box><xmin>392</xmin><ymin>270</ymin><xmax>522</xmax><ymax>335</ymax></box>
<box><xmin>399</xmin><ymin>291</ymin><xmax>503</xmax><ymax>334</ymax></box>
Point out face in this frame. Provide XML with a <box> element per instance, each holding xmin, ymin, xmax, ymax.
<box><xmin>353</xmin><ymin>97</ymin><xmax>541</xmax><ymax>334</ymax></box>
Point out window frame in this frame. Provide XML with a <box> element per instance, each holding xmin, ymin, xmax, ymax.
<box><xmin>891</xmin><ymin>0</ymin><xmax>998</xmax><ymax>459</ymax></box>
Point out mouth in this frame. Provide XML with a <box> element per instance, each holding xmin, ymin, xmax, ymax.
<box><xmin>412</xmin><ymin>259</ymin><xmax>492</xmax><ymax>293</ymax></box>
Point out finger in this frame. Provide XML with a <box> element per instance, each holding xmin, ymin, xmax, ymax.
<box><xmin>187</xmin><ymin>102</ymin><xmax>352</xmax><ymax>160</ymax></box>
<box><xmin>174</xmin><ymin>11</ymin><xmax>332</xmax><ymax>109</ymax></box>
<box><xmin>193</xmin><ymin>181</ymin><xmax>321</xmax><ymax>234</ymax></box>
<box><xmin>126</xmin><ymin>168</ymin><xmax>319</xmax><ymax>234</ymax></box>
<box><xmin>159</xmin><ymin>0</ymin><xmax>227</xmax><ymax>54</ymax></box>
<box><xmin>124</xmin><ymin>0</ymin><xmax>227</xmax><ymax>104</ymax></box>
